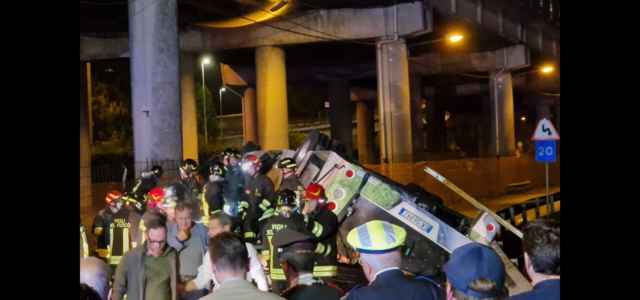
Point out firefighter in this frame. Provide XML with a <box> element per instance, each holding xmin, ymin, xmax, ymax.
<box><xmin>121</xmin><ymin>165</ymin><xmax>163</xmax><ymax>235</ymax></box>
<box><xmin>98</xmin><ymin>191</ymin><xmax>133</xmax><ymax>269</ymax></box>
<box><xmin>260</xmin><ymin>189</ymin><xmax>307</xmax><ymax>294</ymax></box>
<box><xmin>178</xmin><ymin>158</ymin><xmax>201</xmax><ymax>196</ymax></box>
<box><xmin>92</xmin><ymin>190</ymin><xmax>125</xmax><ymax>260</ymax></box>
<box><xmin>241</xmin><ymin>153</ymin><xmax>276</xmax><ymax>243</ymax></box>
<box><xmin>221</xmin><ymin>148</ymin><xmax>245</xmax><ymax>226</ymax></box>
<box><xmin>125</xmin><ymin>165</ymin><xmax>163</xmax><ymax>207</ymax></box>
<box><xmin>200</xmin><ymin>160</ymin><xmax>226</xmax><ymax>226</ymax></box>
<box><xmin>301</xmin><ymin>183</ymin><xmax>339</xmax><ymax>279</ymax></box>
<box><xmin>276</xmin><ymin>157</ymin><xmax>303</xmax><ymax>194</ymax></box>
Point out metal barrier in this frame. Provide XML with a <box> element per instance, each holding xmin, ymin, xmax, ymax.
<box><xmin>497</xmin><ymin>192</ymin><xmax>561</xmax><ymax>226</ymax></box>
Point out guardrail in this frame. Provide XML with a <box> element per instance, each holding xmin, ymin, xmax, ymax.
<box><xmin>497</xmin><ymin>192</ymin><xmax>561</xmax><ymax>226</ymax></box>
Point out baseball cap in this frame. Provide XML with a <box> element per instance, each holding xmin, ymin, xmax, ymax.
<box><xmin>443</xmin><ymin>242</ymin><xmax>506</xmax><ymax>298</ymax></box>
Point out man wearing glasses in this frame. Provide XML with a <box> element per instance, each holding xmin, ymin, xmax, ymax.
<box><xmin>112</xmin><ymin>213</ymin><xmax>179</xmax><ymax>300</ymax></box>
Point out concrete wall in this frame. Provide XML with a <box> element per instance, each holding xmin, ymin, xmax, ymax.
<box><xmin>364</xmin><ymin>155</ymin><xmax>560</xmax><ymax>207</ymax></box>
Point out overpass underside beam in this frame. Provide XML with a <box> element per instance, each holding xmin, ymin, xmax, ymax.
<box><xmin>429</xmin><ymin>0</ymin><xmax>559</xmax><ymax>58</ymax></box>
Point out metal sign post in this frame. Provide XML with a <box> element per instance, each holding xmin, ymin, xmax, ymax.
<box><xmin>532</xmin><ymin>118</ymin><xmax>560</xmax><ymax>202</ymax></box>
<box><xmin>545</xmin><ymin>162</ymin><xmax>549</xmax><ymax>202</ymax></box>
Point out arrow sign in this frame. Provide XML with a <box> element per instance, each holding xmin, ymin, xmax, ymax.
<box><xmin>531</xmin><ymin>118</ymin><xmax>560</xmax><ymax>141</ymax></box>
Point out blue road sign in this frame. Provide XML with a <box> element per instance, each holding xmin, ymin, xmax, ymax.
<box><xmin>535</xmin><ymin>140</ymin><xmax>557</xmax><ymax>163</ymax></box>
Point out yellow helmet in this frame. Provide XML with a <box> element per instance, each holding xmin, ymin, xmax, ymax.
<box><xmin>347</xmin><ymin>220</ymin><xmax>407</xmax><ymax>254</ymax></box>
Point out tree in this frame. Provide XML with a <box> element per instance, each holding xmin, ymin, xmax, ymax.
<box><xmin>91</xmin><ymin>81</ymin><xmax>132</xmax><ymax>147</ymax></box>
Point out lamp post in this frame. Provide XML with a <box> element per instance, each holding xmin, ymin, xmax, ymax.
<box><xmin>201</xmin><ymin>57</ymin><xmax>211</xmax><ymax>146</ymax></box>
<box><xmin>409</xmin><ymin>32</ymin><xmax>465</xmax><ymax>48</ymax></box>
<box><xmin>219</xmin><ymin>86</ymin><xmax>244</xmax><ymax>138</ymax></box>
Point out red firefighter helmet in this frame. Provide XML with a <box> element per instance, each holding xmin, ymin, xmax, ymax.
<box><xmin>105</xmin><ymin>190</ymin><xmax>123</xmax><ymax>205</ymax></box>
<box><xmin>147</xmin><ymin>187</ymin><xmax>164</xmax><ymax>209</ymax></box>
<box><xmin>304</xmin><ymin>183</ymin><xmax>325</xmax><ymax>201</ymax></box>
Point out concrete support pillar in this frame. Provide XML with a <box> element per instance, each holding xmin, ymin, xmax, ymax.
<box><xmin>356</xmin><ymin>101</ymin><xmax>375</xmax><ymax>164</ymax></box>
<box><xmin>243</xmin><ymin>87</ymin><xmax>258</xmax><ymax>144</ymax></box>
<box><xmin>256</xmin><ymin>46</ymin><xmax>289</xmax><ymax>150</ymax></box>
<box><xmin>489</xmin><ymin>71</ymin><xmax>516</xmax><ymax>156</ymax></box>
<box><xmin>376</xmin><ymin>39</ymin><xmax>413</xmax><ymax>163</ymax></box>
<box><xmin>329</xmin><ymin>80</ymin><xmax>354</xmax><ymax>158</ymax></box>
<box><xmin>129</xmin><ymin>0</ymin><xmax>182</xmax><ymax>176</ymax></box>
<box><xmin>180</xmin><ymin>52</ymin><xmax>198</xmax><ymax>160</ymax></box>
<box><xmin>80</xmin><ymin>62</ymin><xmax>93</xmax><ymax>213</ymax></box>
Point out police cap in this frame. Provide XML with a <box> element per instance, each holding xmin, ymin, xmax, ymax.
<box><xmin>346</xmin><ymin>220</ymin><xmax>407</xmax><ymax>254</ymax></box>
<box><xmin>272</xmin><ymin>228</ymin><xmax>316</xmax><ymax>252</ymax></box>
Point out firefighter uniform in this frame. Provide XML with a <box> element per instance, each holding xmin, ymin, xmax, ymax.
<box><xmin>92</xmin><ymin>190</ymin><xmax>125</xmax><ymax>259</ymax></box>
<box><xmin>344</xmin><ymin>220</ymin><xmax>441</xmax><ymax>300</ymax></box>
<box><xmin>276</xmin><ymin>158</ymin><xmax>303</xmax><ymax>193</ymax></box>
<box><xmin>302</xmin><ymin>183</ymin><xmax>339</xmax><ymax>278</ymax></box>
<box><xmin>106</xmin><ymin>207</ymin><xmax>133</xmax><ymax>267</ymax></box>
<box><xmin>242</xmin><ymin>173</ymin><xmax>275</xmax><ymax>242</ymax></box>
<box><xmin>304</xmin><ymin>208</ymin><xmax>339</xmax><ymax>278</ymax></box>
<box><xmin>260</xmin><ymin>212</ymin><xmax>307</xmax><ymax>293</ymax></box>
<box><xmin>92</xmin><ymin>207</ymin><xmax>117</xmax><ymax>258</ymax></box>
<box><xmin>128</xmin><ymin>175</ymin><xmax>159</xmax><ymax>204</ymax></box>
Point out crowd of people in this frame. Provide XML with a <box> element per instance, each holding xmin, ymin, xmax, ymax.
<box><xmin>80</xmin><ymin>147</ymin><xmax>560</xmax><ymax>300</ymax></box>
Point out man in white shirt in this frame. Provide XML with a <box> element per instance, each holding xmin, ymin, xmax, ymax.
<box><xmin>184</xmin><ymin>212</ymin><xmax>269</xmax><ymax>294</ymax></box>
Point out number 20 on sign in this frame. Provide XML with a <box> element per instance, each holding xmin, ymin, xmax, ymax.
<box><xmin>535</xmin><ymin>140</ymin><xmax>556</xmax><ymax>163</ymax></box>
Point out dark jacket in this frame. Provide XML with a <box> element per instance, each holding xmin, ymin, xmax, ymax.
<box><xmin>260</xmin><ymin>213</ymin><xmax>307</xmax><ymax>281</ymax></box>
<box><xmin>509</xmin><ymin>279</ymin><xmax>560</xmax><ymax>300</ymax></box>
<box><xmin>242</xmin><ymin>174</ymin><xmax>275</xmax><ymax>241</ymax></box>
<box><xmin>281</xmin><ymin>281</ymin><xmax>343</xmax><ymax>300</ymax></box>
<box><xmin>304</xmin><ymin>209</ymin><xmax>338</xmax><ymax>277</ymax></box>
<box><xmin>203</xmin><ymin>181</ymin><xmax>224</xmax><ymax>214</ymax></box>
<box><xmin>92</xmin><ymin>208</ymin><xmax>116</xmax><ymax>250</ymax></box>
<box><xmin>345</xmin><ymin>269</ymin><xmax>441</xmax><ymax>300</ymax></box>
<box><xmin>112</xmin><ymin>242</ymin><xmax>179</xmax><ymax>300</ymax></box>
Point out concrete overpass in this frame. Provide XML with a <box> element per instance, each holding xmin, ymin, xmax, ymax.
<box><xmin>80</xmin><ymin>0</ymin><xmax>560</xmax><ymax>210</ymax></box>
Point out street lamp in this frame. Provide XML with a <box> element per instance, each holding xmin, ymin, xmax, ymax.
<box><xmin>446</xmin><ymin>32</ymin><xmax>464</xmax><ymax>44</ymax></box>
<box><xmin>539</xmin><ymin>63</ymin><xmax>555</xmax><ymax>75</ymax></box>
<box><xmin>409</xmin><ymin>31</ymin><xmax>465</xmax><ymax>48</ymax></box>
<box><xmin>218</xmin><ymin>86</ymin><xmax>244</xmax><ymax>138</ymax></box>
<box><xmin>201</xmin><ymin>56</ymin><xmax>212</xmax><ymax>146</ymax></box>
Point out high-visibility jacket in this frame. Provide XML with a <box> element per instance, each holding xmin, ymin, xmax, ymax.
<box><xmin>260</xmin><ymin>213</ymin><xmax>307</xmax><ymax>281</ymax></box>
<box><xmin>80</xmin><ymin>224</ymin><xmax>89</xmax><ymax>259</ymax></box>
<box><xmin>92</xmin><ymin>208</ymin><xmax>116</xmax><ymax>257</ymax></box>
<box><xmin>107</xmin><ymin>209</ymin><xmax>132</xmax><ymax>266</ymax></box>
<box><xmin>305</xmin><ymin>209</ymin><xmax>339</xmax><ymax>278</ymax></box>
<box><xmin>242</xmin><ymin>174</ymin><xmax>275</xmax><ymax>242</ymax></box>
